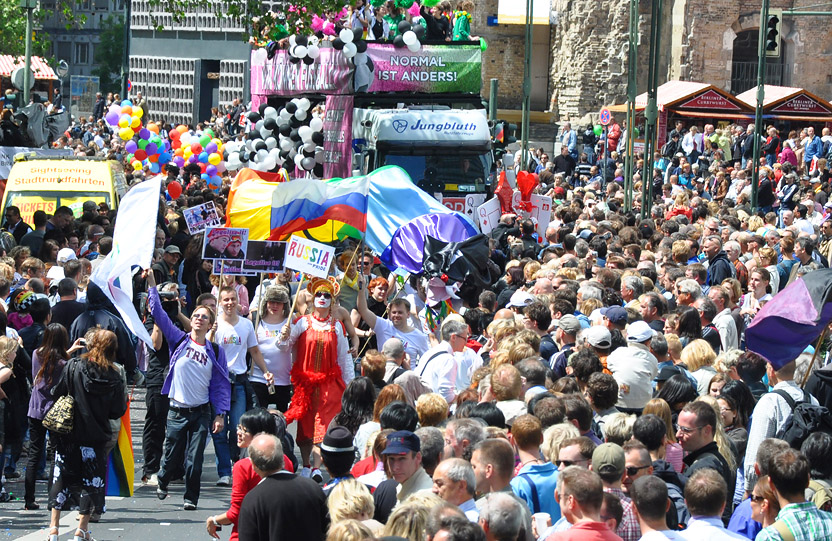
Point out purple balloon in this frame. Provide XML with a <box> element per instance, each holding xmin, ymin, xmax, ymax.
<box><xmin>206</xmin><ymin>165</ymin><xmax>217</xmax><ymax>176</ymax></box>
<box><xmin>146</xmin><ymin>143</ymin><xmax>158</xmax><ymax>155</ymax></box>
<box><xmin>205</xmin><ymin>142</ymin><xmax>218</xmax><ymax>154</ymax></box>
<box><xmin>139</xmin><ymin>128</ymin><xmax>151</xmax><ymax>140</ymax></box>
<box><xmin>174</xmin><ymin>157</ymin><xmax>185</xmax><ymax>167</ymax></box>
<box><xmin>105</xmin><ymin>111</ymin><xmax>119</xmax><ymax>125</ymax></box>
<box><xmin>125</xmin><ymin>140</ymin><xmax>138</xmax><ymax>153</ymax></box>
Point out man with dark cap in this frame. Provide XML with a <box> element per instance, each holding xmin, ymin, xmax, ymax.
<box><xmin>152</xmin><ymin>244</ymin><xmax>182</xmax><ymax>285</ymax></box>
<box><xmin>383</xmin><ymin>430</ymin><xmax>433</xmax><ymax>503</ymax></box>
<box><xmin>320</xmin><ymin>425</ymin><xmax>356</xmax><ymax>496</ymax></box>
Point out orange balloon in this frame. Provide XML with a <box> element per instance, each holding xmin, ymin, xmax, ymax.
<box><xmin>148</xmin><ymin>153</ymin><xmax>159</xmax><ymax>163</ymax></box>
<box><xmin>174</xmin><ymin>147</ymin><xmax>184</xmax><ymax>157</ymax></box>
<box><xmin>148</xmin><ymin>122</ymin><xmax>160</xmax><ymax>134</ymax></box>
<box><xmin>121</xmin><ymin>105</ymin><xmax>133</xmax><ymax>116</ymax></box>
<box><xmin>177</xmin><ymin>125</ymin><xmax>188</xmax><ymax>134</ymax></box>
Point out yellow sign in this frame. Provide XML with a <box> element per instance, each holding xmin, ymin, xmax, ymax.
<box><xmin>6</xmin><ymin>160</ymin><xmax>113</xmax><ymax>191</ymax></box>
<box><xmin>7</xmin><ymin>194</ymin><xmax>57</xmax><ymax>227</ymax></box>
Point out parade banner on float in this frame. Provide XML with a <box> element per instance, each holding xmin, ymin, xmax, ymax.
<box><xmin>252</xmin><ymin>43</ymin><xmax>482</xmax><ymax>102</ymax></box>
<box><xmin>284</xmin><ymin>235</ymin><xmax>335</xmax><ymax>278</ymax></box>
<box><xmin>361</xmin><ymin>44</ymin><xmax>482</xmax><ymax>94</ymax></box>
<box><xmin>323</xmin><ymin>95</ymin><xmax>354</xmax><ymax>180</ymax></box>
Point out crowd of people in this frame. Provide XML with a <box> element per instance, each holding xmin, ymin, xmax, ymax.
<box><xmin>2</xmin><ymin>99</ymin><xmax>832</xmax><ymax>541</ymax></box>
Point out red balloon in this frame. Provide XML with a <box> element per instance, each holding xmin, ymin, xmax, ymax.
<box><xmin>169</xmin><ymin>130</ymin><xmax>181</xmax><ymax>140</ymax></box>
<box><xmin>167</xmin><ymin>181</ymin><xmax>182</xmax><ymax>199</ymax></box>
<box><xmin>190</xmin><ymin>143</ymin><xmax>203</xmax><ymax>154</ymax></box>
<box><xmin>134</xmin><ymin>149</ymin><xmax>147</xmax><ymax>161</ymax></box>
<box><xmin>171</xmin><ymin>139</ymin><xmax>181</xmax><ymax>150</ymax></box>
<box><xmin>199</xmin><ymin>163</ymin><xmax>207</xmax><ymax>173</ymax></box>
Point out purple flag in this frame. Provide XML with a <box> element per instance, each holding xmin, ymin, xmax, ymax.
<box><xmin>379</xmin><ymin>213</ymin><xmax>477</xmax><ymax>274</ymax></box>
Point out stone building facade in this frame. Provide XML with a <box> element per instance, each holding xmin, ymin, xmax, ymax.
<box><xmin>473</xmin><ymin>0</ymin><xmax>832</xmax><ymax>121</ymax></box>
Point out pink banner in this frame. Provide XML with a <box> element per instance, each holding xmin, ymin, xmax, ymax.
<box><xmin>323</xmin><ymin>95</ymin><xmax>354</xmax><ymax>180</ymax></box>
<box><xmin>250</xmin><ymin>48</ymin><xmax>352</xmax><ymax>99</ymax></box>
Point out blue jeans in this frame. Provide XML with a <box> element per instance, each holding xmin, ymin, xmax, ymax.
<box><xmin>210</xmin><ymin>380</ymin><xmax>249</xmax><ymax>477</ymax></box>
<box><xmin>158</xmin><ymin>405</ymin><xmax>210</xmax><ymax>504</ymax></box>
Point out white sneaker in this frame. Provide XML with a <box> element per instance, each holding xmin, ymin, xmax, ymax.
<box><xmin>142</xmin><ymin>474</ymin><xmax>159</xmax><ymax>486</ymax></box>
<box><xmin>300</xmin><ymin>467</ymin><xmax>311</xmax><ymax>478</ymax></box>
<box><xmin>216</xmin><ymin>475</ymin><xmax>232</xmax><ymax>487</ymax></box>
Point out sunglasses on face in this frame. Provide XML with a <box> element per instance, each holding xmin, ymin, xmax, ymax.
<box><xmin>192</xmin><ymin>313</ymin><xmax>210</xmax><ymax>321</ymax></box>
<box><xmin>626</xmin><ymin>464</ymin><xmax>651</xmax><ymax>476</ymax></box>
<box><xmin>315</xmin><ymin>292</ymin><xmax>332</xmax><ymax>299</ymax></box>
<box><xmin>556</xmin><ymin>459</ymin><xmax>585</xmax><ymax>467</ymax></box>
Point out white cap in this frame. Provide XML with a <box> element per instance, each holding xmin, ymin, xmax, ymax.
<box><xmin>57</xmin><ymin>248</ymin><xmax>77</xmax><ymax>264</ymax></box>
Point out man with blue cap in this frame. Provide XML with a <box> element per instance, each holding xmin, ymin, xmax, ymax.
<box><xmin>382</xmin><ymin>430</ymin><xmax>433</xmax><ymax>503</ymax></box>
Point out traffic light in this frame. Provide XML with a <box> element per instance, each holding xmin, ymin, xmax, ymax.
<box><xmin>765</xmin><ymin>9</ymin><xmax>782</xmax><ymax>58</ymax></box>
<box><xmin>492</xmin><ymin>120</ymin><xmax>518</xmax><ymax>160</ymax></box>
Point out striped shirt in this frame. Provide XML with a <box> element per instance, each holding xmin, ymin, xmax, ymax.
<box><xmin>755</xmin><ymin>501</ymin><xmax>832</xmax><ymax>541</ymax></box>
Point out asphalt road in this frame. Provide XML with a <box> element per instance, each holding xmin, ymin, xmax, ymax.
<box><xmin>2</xmin><ymin>387</ymin><xmax>245</xmax><ymax>541</ymax></box>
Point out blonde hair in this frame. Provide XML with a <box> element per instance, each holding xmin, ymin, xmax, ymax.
<box><xmin>326</xmin><ymin>519</ymin><xmax>374</xmax><ymax>541</ymax></box>
<box><xmin>0</xmin><ymin>336</ymin><xmax>18</xmax><ymax>365</ymax></box>
<box><xmin>541</xmin><ymin>422</ymin><xmax>580</xmax><ymax>463</ymax></box>
<box><xmin>327</xmin><ymin>479</ymin><xmax>375</xmax><ymax>522</ymax></box>
<box><xmin>415</xmin><ymin>393</ymin><xmax>449</xmax><ymax>427</ymax></box>
<box><xmin>643</xmin><ymin>398</ymin><xmax>677</xmax><ymax>443</ymax></box>
<box><xmin>556</xmin><ymin>267</ymin><xmax>579</xmax><ymax>280</ymax></box>
<box><xmin>603</xmin><ymin>413</ymin><xmax>637</xmax><ymax>446</ymax></box>
<box><xmin>665</xmin><ymin>333</ymin><xmax>682</xmax><ymax>362</ymax></box>
<box><xmin>382</xmin><ymin>501</ymin><xmax>431</xmax><ymax>541</ymax></box>
<box><xmin>681</xmin><ymin>339</ymin><xmax>717</xmax><ymax>372</ymax></box>
<box><xmin>694</xmin><ymin>395</ymin><xmax>737</xmax><ymax>471</ymax></box>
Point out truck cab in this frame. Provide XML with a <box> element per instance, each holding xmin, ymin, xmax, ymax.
<box><xmin>352</xmin><ymin>107</ymin><xmax>493</xmax><ymax>196</ymax></box>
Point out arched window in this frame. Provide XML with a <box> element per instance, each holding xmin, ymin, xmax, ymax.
<box><xmin>730</xmin><ymin>29</ymin><xmax>784</xmax><ymax>94</ymax></box>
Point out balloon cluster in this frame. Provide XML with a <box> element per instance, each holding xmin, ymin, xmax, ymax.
<box><xmin>393</xmin><ymin>19</ymin><xmax>426</xmax><ymax>52</ymax></box>
<box><xmin>225</xmin><ymin>98</ymin><xmax>325</xmax><ymax>178</ymax></box>
<box><xmin>288</xmin><ymin>34</ymin><xmax>322</xmax><ymax>65</ymax></box>
<box><xmin>125</xmin><ymin>123</ymin><xmax>172</xmax><ymax>175</ymax></box>
<box><xmin>168</xmin><ymin>126</ymin><xmax>226</xmax><ymax>191</ymax></box>
<box><xmin>332</xmin><ymin>28</ymin><xmax>367</xmax><ymax>60</ymax></box>
<box><xmin>105</xmin><ymin>100</ymin><xmax>144</xmax><ymax>141</ymax></box>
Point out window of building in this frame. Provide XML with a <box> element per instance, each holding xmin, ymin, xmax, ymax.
<box><xmin>55</xmin><ymin>41</ymin><xmax>71</xmax><ymax>63</ymax></box>
<box><xmin>731</xmin><ymin>29</ymin><xmax>784</xmax><ymax>94</ymax></box>
<box><xmin>74</xmin><ymin>42</ymin><xmax>90</xmax><ymax>65</ymax></box>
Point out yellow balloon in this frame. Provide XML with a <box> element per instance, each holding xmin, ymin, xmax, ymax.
<box><xmin>118</xmin><ymin>117</ymin><xmax>129</xmax><ymax>128</ymax></box>
<box><xmin>119</xmin><ymin>127</ymin><xmax>134</xmax><ymax>140</ymax></box>
<box><xmin>183</xmin><ymin>148</ymin><xmax>193</xmax><ymax>158</ymax></box>
<box><xmin>134</xmin><ymin>107</ymin><xmax>143</xmax><ymax>119</ymax></box>
<box><xmin>130</xmin><ymin>116</ymin><xmax>141</xmax><ymax>129</ymax></box>
<box><xmin>208</xmin><ymin>153</ymin><xmax>221</xmax><ymax>166</ymax></box>
<box><xmin>132</xmin><ymin>161</ymin><xmax>142</xmax><ymax>171</ymax></box>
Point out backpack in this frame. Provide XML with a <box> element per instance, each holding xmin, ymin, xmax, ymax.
<box><xmin>772</xmin><ymin>389</ymin><xmax>832</xmax><ymax>449</ymax></box>
<box><xmin>806</xmin><ymin>479</ymin><xmax>832</xmax><ymax>513</ymax></box>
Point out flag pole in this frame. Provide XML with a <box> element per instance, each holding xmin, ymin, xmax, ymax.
<box><xmin>801</xmin><ymin>325</ymin><xmax>829</xmax><ymax>388</ymax></box>
<box><xmin>255</xmin><ymin>271</ymin><xmax>265</xmax><ymax>330</ymax></box>
<box><xmin>287</xmin><ymin>272</ymin><xmax>305</xmax><ymax>320</ymax></box>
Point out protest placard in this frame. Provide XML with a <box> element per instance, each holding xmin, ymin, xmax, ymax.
<box><xmin>476</xmin><ymin>197</ymin><xmax>501</xmax><ymax>234</ymax></box>
<box><xmin>184</xmin><ymin>201</ymin><xmax>222</xmax><ymax>235</ymax></box>
<box><xmin>243</xmin><ymin>241</ymin><xmax>287</xmax><ymax>273</ymax></box>
<box><xmin>284</xmin><ymin>235</ymin><xmax>335</xmax><ymax>278</ymax></box>
<box><xmin>213</xmin><ymin>259</ymin><xmax>257</xmax><ymax>276</ymax></box>
<box><xmin>203</xmin><ymin>227</ymin><xmax>249</xmax><ymax>260</ymax></box>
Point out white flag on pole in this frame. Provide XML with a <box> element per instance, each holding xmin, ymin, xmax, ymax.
<box><xmin>90</xmin><ymin>175</ymin><xmax>162</xmax><ymax>346</ymax></box>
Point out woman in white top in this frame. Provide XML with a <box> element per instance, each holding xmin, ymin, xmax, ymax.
<box><xmin>252</xmin><ymin>285</ymin><xmax>292</xmax><ymax>412</ymax></box>
<box><xmin>740</xmin><ymin>268</ymin><xmax>772</xmax><ymax>323</ymax></box>
<box><xmin>355</xmin><ymin>274</ymin><xmax>430</xmax><ymax>365</ymax></box>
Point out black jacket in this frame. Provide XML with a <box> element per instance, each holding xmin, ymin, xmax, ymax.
<box><xmin>238</xmin><ymin>472</ymin><xmax>328</xmax><ymax>541</ymax></box>
<box><xmin>92</xmin><ymin>97</ymin><xmax>106</xmax><ymax>120</ymax></box>
<box><xmin>70</xmin><ymin>283</ymin><xmax>137</xmax><ymax>375</ymax></box>
<box><xmin>55</xmin><ymin>358</ymin><xmax>127</xmax><ymax>445</ymax></box>
<box><xmin>683</xmin><ymin>441</ymin><xmax>734</xmax><ymax>521</ymax></box>
<box><xmin>805</xmin><ymin>364</ymin><xmax>832</xmax><ymax>412</ymax></box>
<box><xmin>652</xmin><ymin>459</ymin><xmax>690</xmax><ymax>528</ymax></box>
<box><xmin>707</xmin><ymin>251</ymin><xmax>735</xmax><ymax>286</ymax></box>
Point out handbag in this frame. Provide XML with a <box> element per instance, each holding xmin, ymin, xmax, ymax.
<box><xmin>42</xmin><ymin>361</ymin><xmax>76</xmax><ymax>435</ymax></box>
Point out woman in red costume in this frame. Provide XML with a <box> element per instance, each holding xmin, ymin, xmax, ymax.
<box><xmin>279</xmin><ymin>276</ymin><xmax>354</xmax><ymax>478</ymax></box>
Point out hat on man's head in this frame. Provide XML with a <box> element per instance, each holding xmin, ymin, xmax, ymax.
<box><xmin>164</xmin><ymin>245</ymin><xmax>181</xmax><ymax>255</ymax></box>
<box><xmin>82</xmin><ymin>200</ymin><xmax>98</xmax><ymax>213</ymax></box>
<box><xmin>655</xmin><ymin>364</ymin><xmax>684</xmax><ymax>383</ymax></box>
<box><xmin>627</xmin><ymin>320</ymin><xmax>656</xmax><ymax>343</ymax></box>
<box><xmin>321</xmin><ymin>425</ymin><xmax>355</xmax><ymax>455</ymax></box>
<box><xmin>601</xmin><ymin>306</ymin><xmax>628</xmax><ymax>326</ymax></box>
<box><xmin>382</xmin><ymin>430</ymin><xmax>421</xmax><ymax>455</ymax></box>
<box><xmin>57</xmin><ymin>248</ymin><xmax>77</xmax><ymax>263</ymax></box>
<box><xmin>263</xmin><ymin>285</ymin><xmax>290</xmax><ymax>304</ymax></box>
<box><xmin>555</xmin><ymin>314</ymin><xmax>581</xmax><ymax>335</ymax></box>
<box><xmin>583</xmin><ymin>325</ymin><xmax>612</xmax><ymax>349</ymax></box>
<box><xmin>592</xmin><ymin>443</ymin><xmax>625</xmax><ymax>477</ymax></box>
<box><xmin>506</xmin><ymin>290</ymin><xmax>535</xmax><ymax>309</ymax></box>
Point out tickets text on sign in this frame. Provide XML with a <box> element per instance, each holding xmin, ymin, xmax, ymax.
<box><xmin>9</xmin><ymin>196</ymin><xmax>56</xmax><ymax>226</ymax></box>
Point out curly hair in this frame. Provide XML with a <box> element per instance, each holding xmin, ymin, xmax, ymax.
<box><xmin>82</xmin><ymin>328</ymin><xmax>117</xmax><ymax>370</ymax></box>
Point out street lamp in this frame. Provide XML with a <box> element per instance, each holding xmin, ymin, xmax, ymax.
<box><xmin>19</xmin><ymin>0</ymin><xmax>37</xmax><ymax>104</ymax></box>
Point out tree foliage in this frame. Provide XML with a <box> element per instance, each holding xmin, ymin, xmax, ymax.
<box><xmin>93</xmin><ymin>14</ymin><xmax>124</xmax><ymax>93</ymax></box>
<box><xmin>145</xmin><ymin>0</ymin><xmax>350</xmax><ymax>41</ymax></box>
<box><xmin>0</xmin><ymin>0</ymin><xmax>51</xmax><ymax>57</ymax></box>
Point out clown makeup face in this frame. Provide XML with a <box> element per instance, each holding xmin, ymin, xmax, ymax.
<box><xmin>314</xmin><ymin>291</ymin><xmax>332</xmax><ymax>309</ymax></box>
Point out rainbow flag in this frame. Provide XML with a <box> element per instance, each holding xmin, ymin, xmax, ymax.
<box><xmin>106</xmin><ymin>401</ymin><xmax>134</xmax><ymax>497</ymax></box>
<box><xmin>268</xmin><ymin>175</ymin><xmax>370</xmax><ymax>240</ymax></box>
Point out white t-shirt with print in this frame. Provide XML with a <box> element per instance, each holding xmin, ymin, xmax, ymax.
<box><xmin>215</xmin><ymin>317</ymin><xmax>258</xmax><ymax>375</ymax></box>
<box><xmin>169</xmin><ymin>339</ymin><xmax>213</xmax><ymax>408</ymax></box>
<box><xmin>254</xmin><ymin>320</ymin><xmax>292</xmax><ymax>386</ymax></box>
<box><xmin>373</xmin><ymin>316</ymin><xmax>430</xmax><ymax>364</ymax></box>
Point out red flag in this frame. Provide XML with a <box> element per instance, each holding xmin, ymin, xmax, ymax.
<box><xmin>494</xmin><ymin>171</ymin><xmax>513</xmax><ymax>214</ymax></box>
